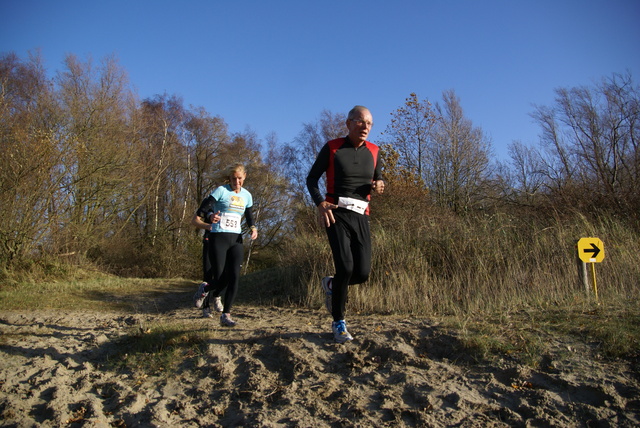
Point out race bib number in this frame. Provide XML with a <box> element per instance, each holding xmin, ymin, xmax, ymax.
<box><xmin>219</xmin><ymin>212</ymin><xmax>242</xmax><ymax>232</ymax></box>
<box><xmin>338</xmin><ymin>197</ymin><xmax>368</xmax><ymax>215</ymax></box>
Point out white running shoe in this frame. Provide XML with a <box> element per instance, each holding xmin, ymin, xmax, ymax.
<box><xmin>212</xmin><ymin>296</ymin><xmax>224</xmax><ymax>312</ymax></box>
<box><xmin>332</xmin><ymin>320</ymin><xmax>353</xmax><ymax>343</ymax></box>
<box><xmin>321</xmin><ymin>276</ymin><xmax>333</xmax><ymax>315</ymax></box>
<box><xmin>202</xmin><ymin>307</ymin><xmax>213</xmax><ymax>318</ymax></box>
<box><xmin>220</xmin><ymin>313</ymin><xmax>237</xmax><ymax>327</ymax></box>
<box><xmin>193</xmin><ymin>282</ymin><xmax>209</xmax><ymax>309</ymax></box>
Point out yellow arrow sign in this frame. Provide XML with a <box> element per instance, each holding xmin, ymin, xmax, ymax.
<box><xmin>577</xmin><ymin>237</ymin><xmax>605</xmax><ymax>263</ymax></box>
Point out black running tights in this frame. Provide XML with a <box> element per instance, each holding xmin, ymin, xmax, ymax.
<box><xmin>325</xmin><ymin>209</ymin><xmax>372</xmax><ymax>321</ymax></box>
<box><xmin>203</xmin><ymin>232</ymin><xmax>243</xmax><ymax>313</ymax></box>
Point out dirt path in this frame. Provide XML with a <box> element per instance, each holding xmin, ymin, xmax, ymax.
<box><xmin>1</xmin><ymin>290</ymin><xmax>639</xmax><ymax>427</ymax></box>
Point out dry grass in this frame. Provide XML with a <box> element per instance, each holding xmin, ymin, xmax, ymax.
<box><xmin>448</xmin><ymin>300</ymin><xmax>640</xmax><ymax>364</ymax></box>
<box><xmin>282</xmin><ymin>212</ymin><xmax>639</xmax><ymax>314</ymax></box>
<box><xmin>107</xmin><ymin>320</ymin><xmax>213</xmax><ymax>376</ymax></box>
<box><xmin>0</xmin><ymin>276</ymin><xmax>196</xmax><ymax>312</ymax></box>
<box><xmin>275</xmin><ymin>210</ymin><xmax>640</xmax><ymax>362</ymax></box>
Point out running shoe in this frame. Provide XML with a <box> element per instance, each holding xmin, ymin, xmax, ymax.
<box><xmin>193</xmin><ymin>282</ymin><xmax>209</xmax><ymax>309</ymax></box>
<box><xmin>332</xmin><ymin>320</ymin><xmax>353</xmax><ymax>343</ymax></box>
<box><xmin>202</xmin><ymin>307</ymin><xmax>213</xmax><ymax>318</ymax></box>
<box><xmin>220</xmin><ymin>313</ymin><xmax>237</xmax><ymax>327</ymax></box>
<box><xmin>212</xmin><ymin>296</ymin><xmax>224</xmax><ymax>312</ymax></box>
<box><xmin>321</xmin><ymin>276</ymin><xmax>333</xmax><ymax>314</ymax></box>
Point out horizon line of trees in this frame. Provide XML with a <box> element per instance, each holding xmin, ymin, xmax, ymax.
<box><xmin>1</xmin><ymin>51</ymin><xmax>638</xmax><ymax>276</ymax></box>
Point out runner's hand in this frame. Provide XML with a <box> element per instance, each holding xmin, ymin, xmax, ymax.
<box><xmin>372</xmin><ymin>180</ymin><xmax>385</xmax><ymax>195</ymax></box>
<box><xmin>209</xmin><ymin>211</ymin><xmax>221</xmax><ymax>223</ymax></box>
<box><xmin>318</xmin><ymin>201</ymin><xmax>337</xmax><ymax>228</ymax></box>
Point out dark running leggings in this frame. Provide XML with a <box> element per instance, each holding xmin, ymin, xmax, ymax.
<box><xmin>202</xmin><ymin>232</ymin><xmax>211</xmax><ymax>280</ymax></box>
<box><xmin>203</xmin><ymin>232</ymin><xmax>243</xmax><ymax>313</ymax></box>
<box><xmin>325</xmin><ymin>209</ymin><xmax>372</xmax><ymax>321</ymax></box>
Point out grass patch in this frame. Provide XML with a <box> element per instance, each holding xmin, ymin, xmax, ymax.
<box><xmin>444</xmin><ymin>300</ymin><xmax>640</xmax><ymax>366</ymax></box>
<box><xmin>0</xmin><ymin>276</ymin><xmax>197</xmax><ymax>312</ymax></box>
<box><xmin>536</xmin><ymin>303</ymin><xmax>640</xmax><ymax>359</ymax></box>
<box><xmin>108</xmin><ymin>322</ymin><xmax>213</xmax><ymax>377</ymax></box>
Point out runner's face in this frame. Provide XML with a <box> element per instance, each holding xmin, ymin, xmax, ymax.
<box><xmin>230</xmin><ymin>172</ymin><xmax>245</xmax><ymax>192</ymax></box>
<box><xmin>346</xmin><ymin>110</ymin><xmax>373</xmax><ymax>144</ymax></box>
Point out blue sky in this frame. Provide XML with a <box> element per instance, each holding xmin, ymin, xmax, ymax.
<box><xmin>2</xmin><ymin>0</ymin><xmax>639</xmax><ymax>161</ymax></box>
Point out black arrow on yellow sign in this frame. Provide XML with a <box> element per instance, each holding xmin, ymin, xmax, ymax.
<box><xmin>583</xmin><ymin>243</ymin><xmax>601</xmax><ymax>258</ymax></box>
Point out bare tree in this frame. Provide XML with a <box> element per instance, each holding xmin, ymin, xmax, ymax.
<box><xmin>53</xmin><ymin>54</ymin><xmax>138</xmax><ymax>253</ymax></box>
<box><xmin>135</xmin><ymin>94</ymin><xmax>188</xmax><ymax>245</ymax></box>
<box><xmin>0</xmin><ymin>52</ymin><xmax>61</xmax><ymax>266</ymax></box>
<box><xmin>531</xmin><ymin>72</ymin><xmax>639</xmax><ymax>214</ymax></box>
<box><xmin>185</xmin><ymin>108</ymin><xmax>230</xmax><ymax>202</ymax></box>
<box><xmin>383</xmin><ymin>92</ymin><xmax>437</xmax><ymax>181</ymax></box>
<box><xmin>499</xmin><ymin>140</ymin><xmax>546</xmax><ymax>206</ymax></box>
<box><xmin>430</xmin><ymin>89</ymin><xmax>492</xmax><ymax>212</ymax></box>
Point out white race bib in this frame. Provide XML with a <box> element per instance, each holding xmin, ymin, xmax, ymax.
<box><xmin>338</xmin><ymin>197</ymin><xmax>368</xmax><ymax>215</ymax></box>
<box><xmin>219</xmin><ymin>212</ymin><xmax>242</xmax><ymax>232</ymax></box>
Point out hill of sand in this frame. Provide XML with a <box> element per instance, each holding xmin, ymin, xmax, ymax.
<box><xmin>1</xmin><ymin>287</ymin><xmax>639</xmax><ymax>427</ymax></box>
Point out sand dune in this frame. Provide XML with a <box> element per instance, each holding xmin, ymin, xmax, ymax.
<box><xmin>1</xmin><ymin>301</ymin><xmax>639</xmax><ymax>427</ymax></box>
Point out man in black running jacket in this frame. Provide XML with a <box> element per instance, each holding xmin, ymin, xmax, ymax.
<box><xmin>307</xmin><ymin>105</ymin><xmax>385</xmax><ymax>343</ymax></box>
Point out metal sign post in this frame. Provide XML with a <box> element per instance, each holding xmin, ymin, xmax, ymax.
<box><xmin>576</xmin><ymin>237</ymin><xmax>605</xmax><ymax>301</ymax></box>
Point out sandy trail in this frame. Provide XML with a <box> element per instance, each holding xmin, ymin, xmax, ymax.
<box><xmin>1</xmin><ymin>287</ymin><xmax>639</xmax><ymax>427</ymax></box>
